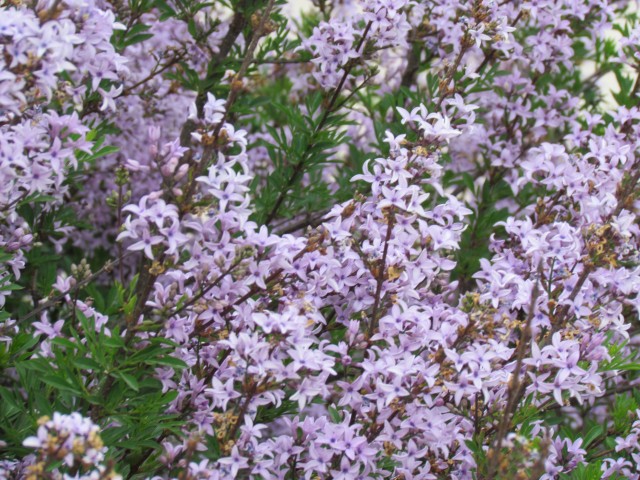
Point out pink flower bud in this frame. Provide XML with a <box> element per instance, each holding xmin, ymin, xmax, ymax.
<box><xmin>161</xmin><ymin>157</ymin><xmax>178</xmax><ymax>177</ymax></box>
<box><xmin>175</xmin><ymin>164</ymin><xmax>189</xmax><ymax>181</ymax></box>
<box><xmin>148</xmin><ymin>126</ymin><xmax>161</xmax><ymax>142</ymax></box>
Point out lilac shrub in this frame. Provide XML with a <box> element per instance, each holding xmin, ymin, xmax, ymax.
<box><xmin>1</xmin><ymin>0</ymin><xmax>640</xmax><ymax>479</ymax></box>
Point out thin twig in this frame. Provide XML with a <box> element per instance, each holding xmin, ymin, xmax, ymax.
<box><xmin>120</xmin><ymin>50</ymin><xmax>187</xmax><ymax>96</ymax></box>
<box><xmin>485</xmin><ymin>267</ymin><xmax>541</xmax><ymax>479</ymax></box>
<box><xmin>18</xmin><ymin>253</ymin><xmax>132</xmax><ymax>324</ymax></box>
<box><xmin>263</xmin><ymin>21</ymin><xmax>374</xmax><ymax>226</ymax></box>
<box><xmin>368</xmin><ymin>208</ymin><xmax>395</xmax><ymax>338</ymax></box>
<box><xmin>180</xmin><ymin>0</ymin><xmax>277</xmax><ymax>207</ymax></box>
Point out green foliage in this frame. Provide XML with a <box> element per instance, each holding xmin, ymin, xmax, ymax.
<box><xmin>600</xmin><ymin>335</ymin><xmax>640</xmax><ymax>373</ymax></box>
<box><xmin>613</xmin><ymin>393</ymin><xmax>638</xmax><ymax>433</ymax></box>
<box><xmin>0</xmin><ymin>310</ymin><xmax>186</xmax><ymax>476</ymax></box>
<box><xmin>112</xmin><ymin>23</ymin><xmax>154</xmax><ymax>50</ymax></box>
<box><xmin>252</xmin><ymin>92</ymin><xmax>352</xmax><ymax>224</ymax></box>
<box><xmin>451</xmin><ymin>178</ymin><xmax>510</xmax><ymax>287</ymax></box>
<box><xmin>559</xmin><ymin>462</ymin><xmax>605</xmax><ymax>480</ymax></box>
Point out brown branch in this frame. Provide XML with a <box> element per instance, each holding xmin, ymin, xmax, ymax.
<box><xmin>485</xmin><ymin>270</ymin><xmax>541</xmax><ymax>479</ymax></box>
<box><xmin>18</xmin><ymin>253</ymin><xmax>132</xmax><ymax>324</ymax></box>
<box><xmin>126</xmin><ymin>0</ymin><xmax>278</xmax><ymax>337</ymax></box>
<box><xmin>177</xmin><ymin>5</ymin><xmax>250</xmax><ymax>148</ymax></box>
<box><xmin>165</xmin><ymin>255</ymin><xmax>246</xmax><ymax>319</ymax></box>
<box><xmin>273</xmin><ymin>208</ymin><xmax>331</xmax><ymax>235</ymax></box>
<box><xmin>180</xmin><ymin>0</ymin><xmax>276</xmax><ymax>208</ymax></box>
<box><xmin>263</xmin><ymin>21</ymin><xmax>374</xmax><ymax>226</ymax></box>
<box><xmin>368</xmin><ymin>208</ymin><xmax>395</xmax><ymax>338</ymax></box>
<box><xmin>251</xmin><ymin>57</ymin><xmax>310</xmax><ymax>65</ymax></box>
<box><xmin>472</xmin><ymin>11</ymin><xmax>524</xmax><ymax>77</ymax></box>
<box><xmin>400</xmin><ymin>41</ymin><xmax>422</xmax><ymax>88</ymax></box>
<box><xmin>120</xmin><ymin>50</ymin><xmax>187</xmax><ymax>96</ymax></box>
<box><xmin>193</xmin><ymin>246</ymin><xmax>308</xmax><ymax>335</ymax></box>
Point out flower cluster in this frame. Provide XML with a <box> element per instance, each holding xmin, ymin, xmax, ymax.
<box><xmin>301</xmin><ymin>0</ymin><xmax>411</xmax><ymax>90</ymax></box>
<box><xmin>607</xmin><ymin>409</ymin><xmax>640</xmax><ymax>478</ymax></box>
<box><xmin>0</xmin><ymin>0</ymin><xmax>125</xmax><ymax>304</ymax></box>
<box><xmin>2</xmin><ymin>0</ymin><xmax>640</xmax><ymax>479</ymax></box>
<box><xmin>15</xmin><ymin>413</ymin><xmax>119</xmax><ymax>480</ymax></box>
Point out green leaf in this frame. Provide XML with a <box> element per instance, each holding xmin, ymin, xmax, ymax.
<box><xmin>89</xmin><ymin>145</ymin><xmax>120</xmax><ymax>160</ymax></box>
<box><xmin>103</xmin><ymin>335</ymin><xmax>126</xmax><ymax>349</ymax></box>
<box><xmin>147</xmin><ymin>356</ymin><xmax>188</xmax><ymax>369</ymax></box>
<box><xmin>115</xmin><ymin>372</ymin><xmax>140</xmax><ymax>392</ymax></box>
<box><xmin>117</xmin><ymin>439</ymin><xmax>160</xmax><ymax>449</ymax></box>
<box><xmin>187</xmin><ymin>18</ymin><xmax>198</xmax><ymax>38</ymax></box>
<box><xmin>204</xmin><ymin>433</ymin><xmax>221</xmax><ymax>460</ymax></box>
<box><xmin>559</xmin><ymin>461</ymin><xmax>604</xmax><ymax>480</ymax></box>
<box><xmin>582</xmin><ymin>424</ymin><xmax>604</xmax><ymax>449</ymax></box>
<box><xmin>0</xmin><ymin>386</ymin><xmax>24</xmax><ymax>415</ymax></box>
<box><xmin>50</xmin><ymin>337</ymin><xmax>81</xmax><ymax>351</ymax></box>
<box><xmin>124</xmin><ymin>31</ymin><xmax>154</xmax><ymax>47</ymax></box>
<box><xmin>327</xmin><ymin>405</ymin><xmax>342</xmax><ymax>423</ymax></box>
<box><xmin>42</xmin><ymin>375</ymin><xmax>83</xmax><ymax>395</ymax></box>
<box><xmin>123</xmin><ymin>295</ymin><xmax>137</xmax><ymax>315</ymax></box>
<box><xmin>74</xmin><ymin>357</ymin><xmax>101</xmax><ymax>371</ymax></box>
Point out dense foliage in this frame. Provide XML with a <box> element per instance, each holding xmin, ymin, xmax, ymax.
<box><xmin>1</xmin><ymin>0</ymin><xmax>640</xmax><ymax>478</ymax></box>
